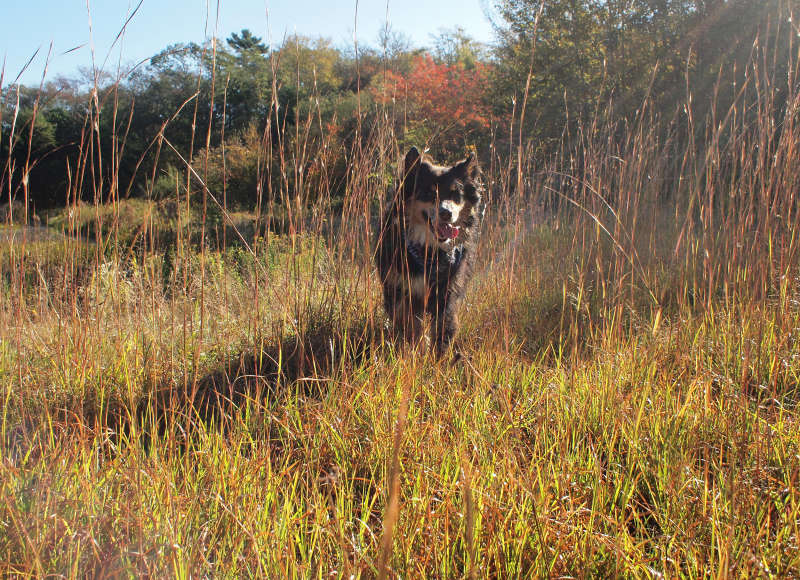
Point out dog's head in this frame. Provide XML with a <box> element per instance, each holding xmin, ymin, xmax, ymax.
<box><xmin>400</xmin><ymin>147</ymin><xmax>483</xmax><ymax>249</ymax></box>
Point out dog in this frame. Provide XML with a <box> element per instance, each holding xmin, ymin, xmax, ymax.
<box><xmin>375</xmin><ymin>147</ymin><xmax>484</xmax><ymax>356</ymax></box>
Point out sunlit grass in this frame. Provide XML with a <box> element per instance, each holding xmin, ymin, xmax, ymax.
<box><xmin>2</xmin><ymin>18</ymin><xmax>800</xmax><ymax>578</ymax></box>
<box><xmin>3</xmin><ymin>288</ymin><xmax>799</xmax><ymax>576</ymax></box>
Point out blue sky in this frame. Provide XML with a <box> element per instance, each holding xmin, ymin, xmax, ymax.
<box><xmin>3</xmin><ymin>0</ymin><xmax>497</xmax><ymax>86</ymax></box>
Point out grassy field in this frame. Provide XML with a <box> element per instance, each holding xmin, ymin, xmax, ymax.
<box><xmin>3</xmin><ymin>42</ymin><xmax>800</xmax><ymax>580</ymax></box>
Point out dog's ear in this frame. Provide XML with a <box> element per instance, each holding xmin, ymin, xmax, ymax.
<box><xmin>404</xmin><ymin>147</ymin><xmax>421</xmax><ymax>177</ymax></box>
<box><xmin>453</xmin><ymin>152</ymin><xmax>479</xmax><ymax>181</ymax></box>
<box><xmin>402</xmin><ymin>147</ymin><xmax>422</xmax><ymax>196</ymax></box>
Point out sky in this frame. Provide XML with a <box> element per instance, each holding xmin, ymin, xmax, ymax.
<box><xmin>2</xmin><ymin>0</ymin><xmax>498</xmax><ymax>87</ymax></box>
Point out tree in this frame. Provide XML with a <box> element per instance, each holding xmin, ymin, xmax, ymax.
<box><xmin>491</xmin><ymin>0</ymin><xmax>794</xmax><ymax>150</ymax></box>
<box><xmin>227</xmin><ymin>29</ymin><xmax>268</xmax><ymax>55</ymax></box>
<box><xmin>217</xmin><ymin>30</ymin><xmax>272</xmax><ymax>134</ymax></box>
<box><xmin>431</xmin><ymin>27</ymin><xmax>489</xmax><ymax>69</ymax></box>
<box><xmin>372</xmin><ymin>54</ymin><xmax>492</xmax><ymax>154</ymax></box>
<box><xmin>492</xmin><ymin>0</ymin><xmax>607</xmax><ymax>146</ymax></box>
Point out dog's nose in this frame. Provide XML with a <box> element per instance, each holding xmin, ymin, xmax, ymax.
<box><xmin>439</xmin><ymin>207</ymin><xmax>452</xmax><ymax>222</ymax></box>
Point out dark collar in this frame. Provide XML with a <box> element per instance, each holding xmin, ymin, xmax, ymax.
<box><xmin>406</xmin><ymin>239</ymin><xmax>464</xmax><ymax>271</ymax></box>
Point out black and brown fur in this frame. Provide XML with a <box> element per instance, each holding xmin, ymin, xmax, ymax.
<box><xmin>375</xmin><ymin>147</ymin><xmax>484</xmax><ymax>356</ymax></box>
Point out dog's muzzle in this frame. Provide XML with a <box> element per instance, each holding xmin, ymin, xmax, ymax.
<box><xmin>427</xmin><ymin>207</ymin><xmax>460</xmax><ymax>241</ymax></box>
<box><xmin>436</xmin><ymin>221</ymin><xmax>460</xmax><ymax>240</ymax></box>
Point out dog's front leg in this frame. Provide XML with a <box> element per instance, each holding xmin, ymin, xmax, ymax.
<box><xmin>432</xmin><ymin>296</ymin><xmax>460</xmax><ymax>357</ymax></box>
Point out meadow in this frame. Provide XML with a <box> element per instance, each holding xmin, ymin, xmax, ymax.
<box><xmin>2</xmin><ymin>8</ymin><xmax>800</xmax><ymax>578</ymax></box>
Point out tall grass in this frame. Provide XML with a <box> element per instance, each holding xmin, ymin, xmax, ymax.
<box><xmin>1</xmin><ymin>8</ymin><xmax>800</xmax><ymax>577</ymax></box>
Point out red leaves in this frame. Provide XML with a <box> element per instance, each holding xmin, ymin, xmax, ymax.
<box><xmin>373</xmin><ymin>55</ymin><xmax>491</xmax><ymax>137</ymax></box>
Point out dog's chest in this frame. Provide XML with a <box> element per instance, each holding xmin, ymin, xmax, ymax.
<box><xmin>408</xmin><ymin>274</ymin><xmax>430</xmax><ymax>298</ymax></box>
<box><xmin>403</xmin><ymin>241</ymin><xmax>464</xmax><ymax>297</ymax></box>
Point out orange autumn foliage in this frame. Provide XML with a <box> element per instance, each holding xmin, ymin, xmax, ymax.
<box><xmin>373</xmin><ymin>55</ymin><xmax>491</xmax><ymax>142</ymax></box>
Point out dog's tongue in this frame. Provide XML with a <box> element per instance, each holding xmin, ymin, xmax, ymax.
<box><xmin>437</xmin><ymin>222</ymin><xmax>460</xmax><ymax>240</ymax></box>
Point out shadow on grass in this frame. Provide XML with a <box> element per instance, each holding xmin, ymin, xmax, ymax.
<box><xmin>133</xmin><ymin>315</ymin><xmax>382</xmax><ymax>450</ymax></box>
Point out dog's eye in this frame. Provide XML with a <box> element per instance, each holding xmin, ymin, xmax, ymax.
<box><xmin>449</xmin><ymin>182</ymin><xmax>464</xmax><ymax>201</ymax></box>
<box><xmin>444</xmin><ymin>188</ymin><xmax>462</xmax><ymax>204</ymax></box>
<box><xmin>463</xmin><ymin>183</ymin><xmax>480</xmax><ymax>204</ymax></box>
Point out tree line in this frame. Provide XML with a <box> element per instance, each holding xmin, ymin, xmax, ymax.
<box><xmin>1</xmin><ymin>0</ymin><xmax>795</xmax><ymax>214</ymax></box>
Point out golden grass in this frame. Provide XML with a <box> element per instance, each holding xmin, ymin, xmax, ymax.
<box><xmin>1</xmin><ymin>26</ymin><xmax>799</xmax><ymax>578</ymax></box>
